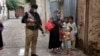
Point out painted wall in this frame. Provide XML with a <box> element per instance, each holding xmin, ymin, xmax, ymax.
<box><xmin>0</xmin><ymin>0</ymin><xmax>7</xmax><ymax>20</ymax></box>
<box><xmin>36</xmin><ymin>0</ymin><xmax>51</xmax><ymax>22</ymax></box>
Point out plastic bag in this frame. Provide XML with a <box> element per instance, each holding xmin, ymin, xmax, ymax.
<box><xmin>45</xmin><ymin>20</ymin><xmax>55</xmax><ymax>31</ymax></box>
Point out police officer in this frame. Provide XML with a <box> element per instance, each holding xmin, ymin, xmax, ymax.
<box><xmin>22</xmin><ymin>4</ymin><xmax>44</xmax><ymax>56</ymax></box>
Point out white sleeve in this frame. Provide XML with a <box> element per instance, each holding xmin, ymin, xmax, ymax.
<box><xmin>67</xmin><ymin>23</ymin><xmax>71</xmax><ymax>27</ymax></box>
<box><xmin>73</xmin><ymin>23</ymin><xmax>77</xmax><ymax>34</ymax></box>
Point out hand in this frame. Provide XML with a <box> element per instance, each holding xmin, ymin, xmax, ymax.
<box><xmin>41</xmin><ymin>31</ymin><xmax>45</xmax><ymax>36</ymax></box>
<box><xmin>27</xmin><ymin>19</ymin><xmax>35</xmax><ymax>23</ymax></box>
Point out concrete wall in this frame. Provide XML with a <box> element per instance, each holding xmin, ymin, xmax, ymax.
<box><xmin>78</xmin><ymin>0</ymin><xmax>100</xmax><ymax>56</ymax></box>
<box><xmin>77</xmin><ymin>0</ymin><xmax>86</xmax><ymax>49</ymax></box>
<box><xmin>36</xmin><ymin>0</ymin><xmax>51</xmax><ymax>22</ymax></box>
<box><xmin>24</xmin><ymin>3</ymin><xmax>30</xmax><ymax>12</ymax></box>
<box><xmin>0</xmin><ymin>0</ymin><xmax>7</xmax><ymax>21</ymax></box>
<box><xmin>88</xmin><ymin>0</ymin><xmax>100</xmax><ymax>56</ymax></box>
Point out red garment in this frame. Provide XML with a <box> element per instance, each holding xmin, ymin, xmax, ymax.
<box><xmin>59</xmin><ymin>28</ymin><xmax>63</xmax><ymax>38</ymax></box>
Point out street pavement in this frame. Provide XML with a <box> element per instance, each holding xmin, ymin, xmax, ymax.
<box><xmin>0</xmin><ymin>19</ymin><xmax>87</xmax><ymax>56</ymax></box>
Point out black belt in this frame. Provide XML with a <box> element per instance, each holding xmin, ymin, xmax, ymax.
<box><xmin>26</xmin><ymin>26</ymin><xmax>38</xmax><ymax>30</ymax></box>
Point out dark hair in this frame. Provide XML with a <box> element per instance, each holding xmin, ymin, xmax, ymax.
<box><xmin>64</xmin><ymin>17</ymin><xmax>69</xmax><ymax>19</ymax></box>
<box><xmin>69</xmin><ymin>16</ymin><xmax>73</xmax><ymax>20</ymax></box>
<box><xmin>31</xmin><ymin>4</ymin><xmax>38</xmax><ymax>9</ymax></box>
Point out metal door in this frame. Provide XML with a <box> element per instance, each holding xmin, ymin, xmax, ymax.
<box><xmin>49</xmin><ymin>1</ymin><xmax>59</xmax><ymax>17</ymax></box>
<box><xmin>63</xmin><ymin>0</ymin><xmax>77</xmax><ymax>22</ymax></box>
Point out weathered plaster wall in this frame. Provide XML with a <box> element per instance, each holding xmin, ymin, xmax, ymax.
<box><xmin>77</xmin><ymin>0</ymin><xmax>86</xmax><ymax>49</ymax></box>
<box><xmin>88</xmin><ymin>0</ymin><xmax>100</xmax><ymax>56</ymax></box>
<box><xmin>78</xmin><ymin>0</ymin><xmax>100</xmax><ymax>56</ymax></box>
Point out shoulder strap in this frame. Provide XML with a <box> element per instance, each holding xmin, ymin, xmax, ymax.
<box><xmin>27</xmin><ymin>12</ymin><xmax>35</xmax><ymax>19</ymax></box>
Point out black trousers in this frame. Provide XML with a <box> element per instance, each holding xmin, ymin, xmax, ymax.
<box><xmin>0</xmin><ymin>32</ymin><xmax>3</xmax><ymax>48</ymax></box>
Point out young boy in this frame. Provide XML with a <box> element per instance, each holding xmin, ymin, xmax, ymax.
<box><xmin>68</xmin><ymin>16</ymin><xmax>77</xmax><ymax>49</ymax></box>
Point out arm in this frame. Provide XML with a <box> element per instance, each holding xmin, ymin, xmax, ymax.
<box><xmin>34</xmin><ymin>12</ymin><xmax>44</xmax><ymax>33</ymax></box>
<box><xmin>21</xmin><ymin>12</ymin><xmax>28</xmax><ymax>23</ymax></box>
<box><xmin>35</xmin><ymin>12</ymin><xmax>42</xmax><ymax>25</ymax></box>
<box><xmin>69</xmin><ymin>33</ymin><xmax>71</xmax><ymax>40</ymax></box>
<box><xmin>0</xmin><ymin>23</ymin><xmax>4</xmax><ymax>31</ymax></box>
<box><xmin>38</xmin><ymin>25</ymin><xmax>44</xmax><ymax>33</ymax></box>
<box><xmin>74</xmin><ymin>23</ymin><xmax>77</xmax><ymax>34</ymax></box>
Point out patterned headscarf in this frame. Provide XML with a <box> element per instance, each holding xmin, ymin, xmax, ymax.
<box><xmin>52</xmin><ymin>10</ymin><xmax>61</xmax><ymax>22</ymax></box>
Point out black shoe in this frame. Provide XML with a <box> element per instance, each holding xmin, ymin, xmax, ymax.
<box><xmin>31</xmin><ymin>54</ymin><xmax>38</xmax><ymax>56</ymax></box>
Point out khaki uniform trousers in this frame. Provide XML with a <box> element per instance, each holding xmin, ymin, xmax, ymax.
<box><xmin>71</xmin><ymin>39</ymin><xmax>76</xmax><ymax>48</ymax></box>
<box><xmin>24</xmin><ymin>28</ymin><xmax>38</xmax><ymax>56</ymax></box>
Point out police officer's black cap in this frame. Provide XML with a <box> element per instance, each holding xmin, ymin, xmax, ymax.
<box><xmin>31</xmin><ymin>4</ymin><xmax>38</xmax><ymax>9</ymax></box>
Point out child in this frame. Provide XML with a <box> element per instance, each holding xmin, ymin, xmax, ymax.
<box><xmin>63</xmin><ymin>17</ymin><xmax>69</xmax><ymax>28</ymax></box>
<box><xmin>59</xmin><ymin>19</ymin><xmax>64</xmax><ymax>41</ymax></box>
<box><xmin>68</xmin><ymin>16</ymin><xmax>77</xmax><ymax>49</ymax></box>
<box><xmin>0</xmin><ymin>21</ymin><xmax>4</xmax><ymax>50</ymax></box>
<box><xmin>62</xmin><ymin>17</ymin><xmax>69</xmax><ymax>48</ymax></box>
<box><xmin>63</xmin><ymin>26</ymin><xmax>72</xmax><ymax>56</ymax></box>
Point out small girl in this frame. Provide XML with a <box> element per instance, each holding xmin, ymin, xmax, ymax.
<box><xmin>62</xmin><ymin>17</ymin><xmax>69</xmax><ymax>48</ymax></box>
<box><xmin>63</xmin><ymin>26</ymin><xmax>72</xmax><ymax>56</ymax></box>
